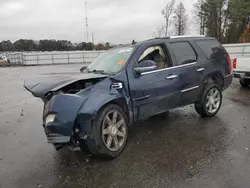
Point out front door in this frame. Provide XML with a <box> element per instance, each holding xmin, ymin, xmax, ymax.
<box><xmin>128</xmin><ymin>43</ymin><xmax>181</xmax><ymax>121</ymax></box>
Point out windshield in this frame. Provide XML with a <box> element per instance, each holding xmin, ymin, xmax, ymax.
<box><xmin>86</xmin><ymin>47</ymin><xmax>134</xmax><ymax>74</ymax></box>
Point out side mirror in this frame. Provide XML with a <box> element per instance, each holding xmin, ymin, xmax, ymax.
<box><xmin>80</xmin><ymin>66</ymin><xmax>87</xmax><ymax>72</ymax></box>
<box><xmin>134</xmin><ymin>60</ymin><xmax>157</xmax><ymax>75</ymax></box>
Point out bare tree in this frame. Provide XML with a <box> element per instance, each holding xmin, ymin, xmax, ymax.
<box><xmin>161</xmin><ymin>0</ymin><xmax>176</xmax><ymax>37</ymax></box>
<box><xmin>173</xmin><ymin>2</ymin><xmax>188</xmax><ymax>35</ymax></box>
<box><xmin>152</xmin><ymin>25</ymin><xmax>165</xmax><ymax>38</ymax></box>
<box><xmin>193</xmin><ymin>0</ymin><xmax>206</xmax><ymax>35</ymax></box>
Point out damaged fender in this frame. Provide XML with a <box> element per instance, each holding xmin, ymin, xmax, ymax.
<box><xmin>44</xmin><ymin>94</ymin><xmax>88</xmax><ymax>143</ymax></box>
<box><xmin>75</xmin><ymin>72</ymin><xmax>133</xmax><ymax>140</ymax></box>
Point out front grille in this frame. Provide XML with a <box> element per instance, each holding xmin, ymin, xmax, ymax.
<box><xmin>245</xmin><ymin>72</ymin><xmax>250</xmax><ymax>77</ymax></box>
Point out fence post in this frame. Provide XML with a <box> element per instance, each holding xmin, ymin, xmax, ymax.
<box><xmin>21</xmin><ymin>51</ymin><xmax>24</xmax><ymax>65</ymax></box>
<box><xmin>242</xmin><ymin>43</ymin><xmax>245</xmax><ymax>56</ymax></box>
<box><xmin>23</xmin><ymin>54</ymin><xmax>26</xmax><ymax>65</ymax></box>
<box><xmin>52</xmin><ymin>54</ymin><xmax>54</xmax><ymax>64</ymax></box>
<box><xmin>37</xmin><ymin>54</ymin><xmax>39</xmax><ymax>65</ymax></box>
<box><xmin>83</xmin><ymin>52</ymin><xmax>85</xmax><ymax>63</ymax></box>
<box><xmin>16</xmin><ymin>54</ymin><xmax>18</xmax><ymax>64</ymax></box>
<box><xmin>68</xmin><ymin>53</ymin><xmax>70</xmax><ymax>64</ymax></box>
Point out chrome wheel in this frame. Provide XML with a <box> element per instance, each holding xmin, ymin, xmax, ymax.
<box><xmin>102</xmin><ymin>110</ymin><xmax>127</xmax><ymax>152</ymax></box>
<box><xmin>205</xmin><ymin>88</ymin><xmax>221</xmax><ymax>114</ymax></box>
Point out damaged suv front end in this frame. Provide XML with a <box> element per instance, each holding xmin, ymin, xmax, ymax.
<box><xmin>24</xmin><ymin>46</ymin><xmax>134</xmax><ymax>152</ymax></box>
<box><xmin>24</xmin><ymin>72</ymin><xmax>109</xmax><ymax>150</ymax></box>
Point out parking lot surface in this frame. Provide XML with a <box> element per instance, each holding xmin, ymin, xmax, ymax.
<box><xmin>0</xmin><ymin>65</ymin><xmax>250</xmax><ymax>188</ymax></box>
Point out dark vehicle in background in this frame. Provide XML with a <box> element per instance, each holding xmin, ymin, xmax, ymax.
<box><xmin>24</xmin><ymin>36</ymin><xmax>233</xmax><ymax>158</ymax></box>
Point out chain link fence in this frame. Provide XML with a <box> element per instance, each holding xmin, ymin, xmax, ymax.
<box><xmin>1</xmin><ymin>51</ymin><xmax>104</xmax><ymax>66</ymax></box>
<box><xmin>1</xmin><ymin>43</ymin><xmax>250</xmax><ymax>66</ymax></box>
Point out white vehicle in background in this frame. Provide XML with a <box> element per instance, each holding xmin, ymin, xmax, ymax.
<box><xmin>233</xmin><ymin>57</ymin><xmax>250</xmax><ymax>87</ymax></box>
<box><xmin>0</xmin><ymin>55</ymin><xmax>8</xmax><ymax>65</ymax></box>
<box><xmin>224</xmin><ymin>43</ymin><xmax>250</xmax><ymax>87</ymax></box>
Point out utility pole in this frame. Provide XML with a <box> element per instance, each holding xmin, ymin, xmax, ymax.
<box><xmin>92</xmin><ymin>33</ymin><xmax>95</xmax><ymax>50</ymax></box>
<box><xmin>85</xmin><ymin>2</ymin><xmax>89</xmax><ymax>43</ymax></box>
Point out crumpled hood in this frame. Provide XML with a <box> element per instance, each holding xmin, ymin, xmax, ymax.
<box><xmin>24</xmin><ymin>72</ymin><xmax>107</xmax><ymax>98</ymax></box>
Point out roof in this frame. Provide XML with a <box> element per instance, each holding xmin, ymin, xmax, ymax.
<box><xmin>110</xmin><ymin>35</ymin><xmax>216</xmax><ymax>50</ymax></box>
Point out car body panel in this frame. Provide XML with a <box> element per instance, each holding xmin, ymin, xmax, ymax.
<box><xmin>44</xmin><ymin>94</ymin><xmax>88</xmax><ymax>138</ymax></box>
<box><xmin>166</xmin><ymin>41</ymin><xmax>204</xmax><ymax>105</ymax></box>
<box><xmin>76</xmin><ymin>71</ymin><xmax>133</xmax><ymax>137</ymax></box>
<box><xmin>233</xmin><ymin>57</ymin><xmax>250</xmax><ymax>73</ymax></box>
<box><xmin>24</xmin><ymin>72</ymin><xmax>107</xmax><ymax>98</ymax></box>
<box><xmin>126</xmin><ymin>41</ymin><xmax>182</xmax><ymax>120</ymax></box>
<box><xmin>42</xmin><ymin>71</ymin><xmax>133</xmax><ymax>142</ymax></box>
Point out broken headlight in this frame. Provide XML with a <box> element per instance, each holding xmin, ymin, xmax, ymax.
<box><xmin>45</xmin><ymin>114</ymin><xmax>56</xmax><ymax>125</ymax></box>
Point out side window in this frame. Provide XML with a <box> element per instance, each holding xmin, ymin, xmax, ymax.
<box><xmin>196</xmin><ymin>39</ymin><xmax>225</xmax><ymax>59</ymax></box>
<box><xmin>137</xmin><ymin>45</ymin><xmax>168</xmax><ymax>70</ymax></box>
<box><xmin>170</xmin><ymin>42</ymin><xmax>197</xmax><ymax>66</ymax></box>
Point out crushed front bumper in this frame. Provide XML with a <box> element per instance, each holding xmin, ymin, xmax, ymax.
<box><xmin>46</xmin><ymin>133</ymin><xmax>70</xmax><ymax>144</ymax></box>
<box><xmin>43</xmin><ymin>94</ymin><xmax>87</xmax><ymax>144</ymax></box>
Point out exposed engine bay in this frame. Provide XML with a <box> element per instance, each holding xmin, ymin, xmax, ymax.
<box><xmin>43</xmin><ymin>78</ymin><xmax>104</xmax><ymax>103</ymax></box>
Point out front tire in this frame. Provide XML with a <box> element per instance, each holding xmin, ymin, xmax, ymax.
<box><xmin>195</xmin><ymin>84</ymin><xmax>222</xmax><ymax>117</ymax></box>
<box><xmin>85</xmin><ymin>104</ymin><xmax>128</xmax><ymax>159</ymax></box>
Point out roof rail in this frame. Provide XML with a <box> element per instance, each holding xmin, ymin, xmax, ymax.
<box><xmin>170</xmin><ymin>35</ymin><xmax>206</xmax><ymax>39</ymax></box>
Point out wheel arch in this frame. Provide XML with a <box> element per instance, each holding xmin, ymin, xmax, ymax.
<box><xmin>202</xmin><ymin>71</ymin><xmax>224</xmax><ymax>89</ymax></box>
<box><xmin>97</xmin><ymin>97</ymin><xmax>131</xmax><ymax>124</ymax></box>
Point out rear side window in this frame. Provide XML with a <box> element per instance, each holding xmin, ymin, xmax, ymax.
<box><xmin>170</xmin><ymin>42</ymin><xmax>197</xmax><ymax>66</ymax></box>
<box><xmin>196</xmin><ymin>39</ymin><xmax>225</xmax><ymax>59</ymax></box>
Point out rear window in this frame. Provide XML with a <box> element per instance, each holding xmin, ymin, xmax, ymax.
<box><xmin>196</xmin><ymin>39</ymin><xmax>225</xmax><ymax>59</ymax></box>
<box><xmin>170</xmin><ymin>42</ymin><xmax>197</xmax><ymax>66</ymax></box>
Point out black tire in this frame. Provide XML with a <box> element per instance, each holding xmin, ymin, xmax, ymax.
<box><xmin>85</xmin><ymin>104</ymin><xmax>129</xmax><ymax>159</ymax></box>
<box><xmin>195</xmin><ymin>84</ymin><xmax>222</xmax><ymax>117</ymax></box>
<box><xmin>240</xmin><ymin>79</ymin><xmax>249</xmax><ymax>87</ymax></box>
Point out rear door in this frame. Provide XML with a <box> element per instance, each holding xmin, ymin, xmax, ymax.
<box><xmin>167</xmin><ymin>41</ymin><xmax>205</xmax><ymax>105</ymax></box>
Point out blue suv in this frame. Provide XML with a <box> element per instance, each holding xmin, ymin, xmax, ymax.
<box><xmin>24</xmin><ymin>36</ymin><xmax>233</xmax><ymax>158</ymax></box>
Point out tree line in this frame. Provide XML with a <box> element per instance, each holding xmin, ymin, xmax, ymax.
<box><xmin>0</xmin><ymin>39</ymin><xmax>113</xmax><ymax>52</ymax></box>
<box><xmin>155</xmin><ymin>0</ymin><xmax>250</xmax><ymax>44</ymax></box>
<box><xmin>2</xmin><ymin>0</ymin><xmax>250</xmax><ymax>52</ymax></box>
<box><xmin>194</xmin><ymin>0</ymin><xmax>250</xmax><ymax>43</ymax></box>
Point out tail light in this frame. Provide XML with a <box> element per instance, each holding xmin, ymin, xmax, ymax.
<box><xmin>233</xmin><ymin>58</ymin><xmax>237</xmax><ymax>69</ymax></box>
<box><xmin>227</xmin><ymin>56</ymin><xmax>232</xmax><ymax>73</ymax></box>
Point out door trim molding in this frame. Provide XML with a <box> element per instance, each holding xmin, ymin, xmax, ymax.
<box><xmin>181</xmin><ymin>86</ymin><xmax>199</xmax><ymax>93</ymax></box>
<box><xmin>141</xmin><ymin>62</ymin><xmax>197</xmax><ymax>76</ymax></box>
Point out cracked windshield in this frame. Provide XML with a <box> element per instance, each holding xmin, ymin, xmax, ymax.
<box><xmin>0</xmin><ymin>0</ymin><xmax>249</xmax><ymax>188</ymax></box>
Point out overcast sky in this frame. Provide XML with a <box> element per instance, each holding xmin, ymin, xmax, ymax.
<box><xmin>0</xmin><ymin>0</ymin><xmax>197</xmax><ymax>44</ymax></box>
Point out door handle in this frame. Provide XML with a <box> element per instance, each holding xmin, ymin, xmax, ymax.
<box><xmin>166</xmin><ymin>75</ymin><xmax>178</xmax><ymax>80</ymax></box>
<box><xmin>197</xmin><ymin>68</ymin><xmax>205</xmax><ymax>72</ymax></box>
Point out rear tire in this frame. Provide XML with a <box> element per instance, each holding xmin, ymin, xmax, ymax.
<box><xmin>85</xmin><ymin>104</ymin><xmax>128</xmax><ymax>159</ymax></box>
<box><xmin>195</xmin><ymin>84</ymin><xmax>222</xmax><ymax>117</ymax></box>
<box><xmin>240</xmin><ymin>79</ymin><xmax>249</xmax><ymax>87</ymax></box>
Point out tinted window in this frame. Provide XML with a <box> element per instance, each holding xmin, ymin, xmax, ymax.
<box><xmin>196</xmin><ymin>39</ymin><xmax>224</xmax><ymax>59</ymax></box>
<box><xmin>170</xmin><ymin>42</ymin><xmax>197</xmax><ymax>66</ymax></box>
